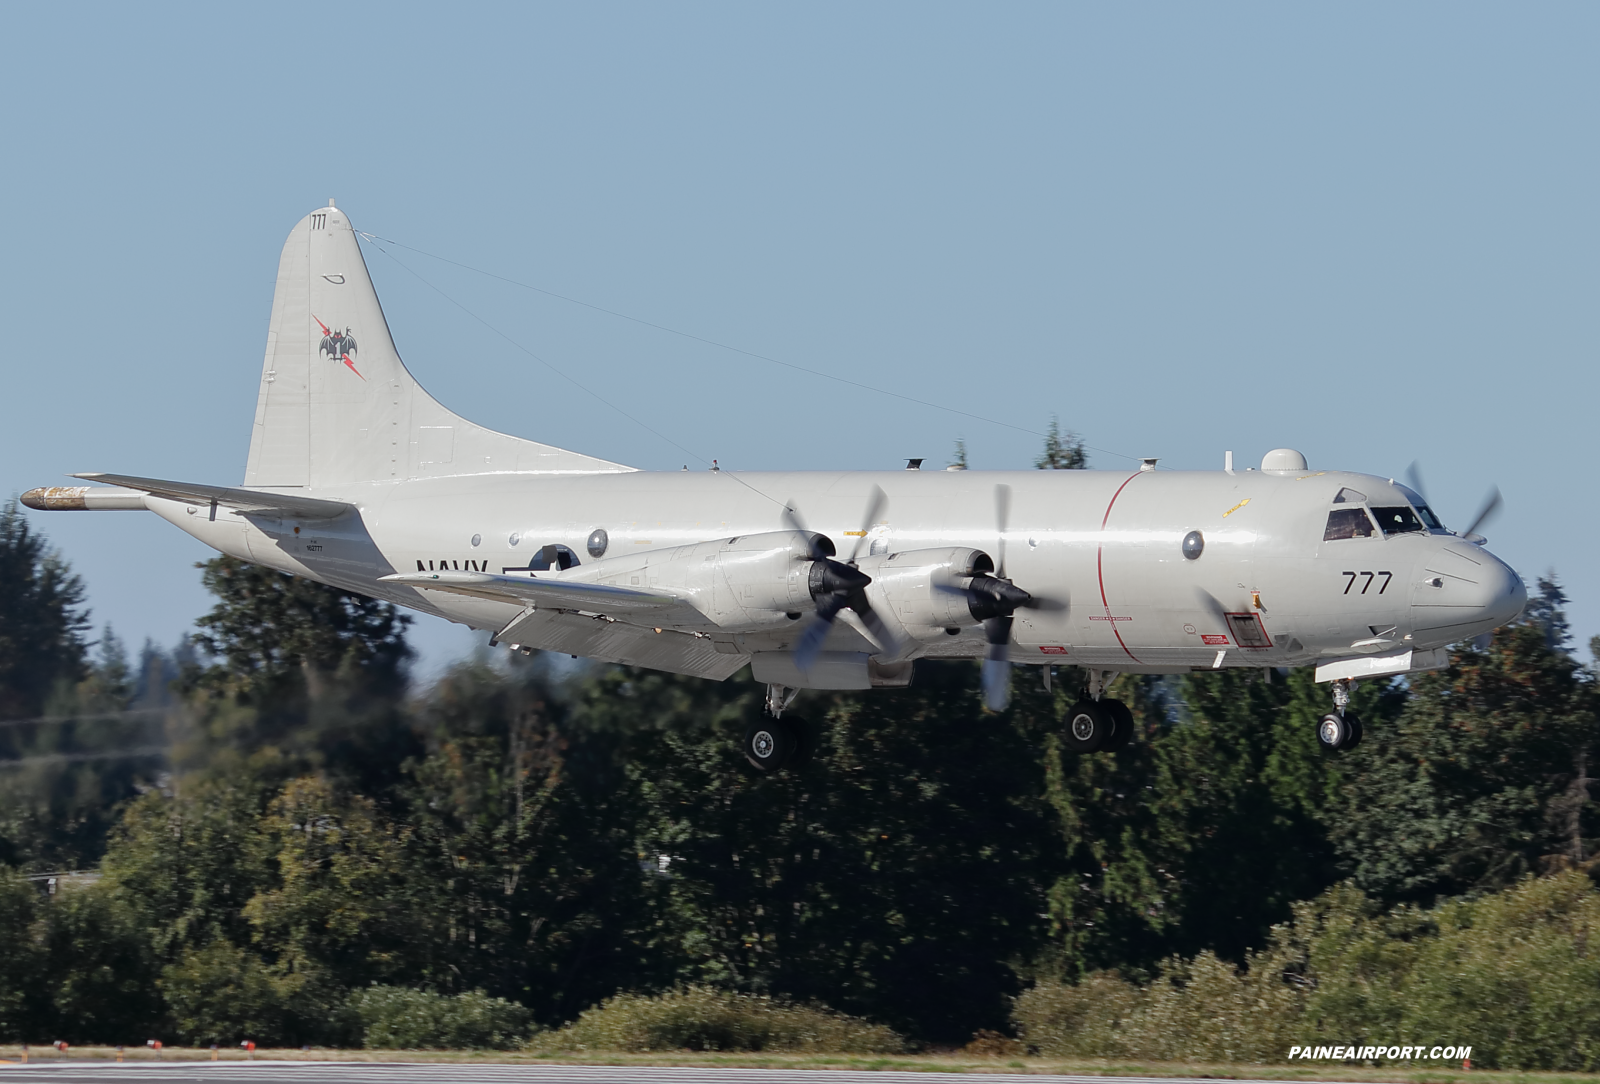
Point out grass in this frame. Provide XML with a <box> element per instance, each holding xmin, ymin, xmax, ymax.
<box><xmin>1</xmin><ymin>1045</ymin><xmax>1599</xmax><ymax>1082</ymax></box>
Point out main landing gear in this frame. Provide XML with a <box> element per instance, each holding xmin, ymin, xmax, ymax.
<box><xmin>1316</xmin><ymin>678</ymin><xmax>1363</xmax><ymax>752</ymax></box>
<box><xmin>745</xmin><ymin>684</ymin><xmax>808</xmax><ymax>773</ymax></box>
<box><xmin>1061</xmin><ymin>669</ymin><xmax>1135</xmax><ymax>755</ymax></box>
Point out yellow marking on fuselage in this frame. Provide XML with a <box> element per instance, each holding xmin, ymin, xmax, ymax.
<box><xmin>1223</xmin><ymin>498</ymin><xmax>1251</xmax><ymax>517</ymax></box>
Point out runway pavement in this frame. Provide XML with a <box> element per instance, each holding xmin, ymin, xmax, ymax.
<box><xmin>0</xmin><ymin>1064</ymin><xmax>1340</xmax><ymax>1084</ymax></box>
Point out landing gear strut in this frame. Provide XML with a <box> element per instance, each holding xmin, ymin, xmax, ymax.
<box><xmin>1316</xmin><ymin>678</ymin><xmax>1364</xmax><ymax>751</ymax></box>
<box><xmin>1063</xmin><ymin>669</ymin><xmax>1135</xmax><ymax>754</ymax></box>
<box><xmin>746</xmin><ymin>684</ymin><xmax>805</xmax><ymax>773</ymax></box>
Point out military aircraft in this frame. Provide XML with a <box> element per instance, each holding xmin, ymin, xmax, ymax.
<box><xmin>23</xmin><ymin>203</ymin><xmax>1527</xmax><ymax>771</ymax></box>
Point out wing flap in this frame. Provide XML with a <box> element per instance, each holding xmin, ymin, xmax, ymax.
<box><xmin>72</xmin><ymin>473</ymin><xmax>354</xmax><ymax>519</ymax></box>
<box><xmin>380</xmin><ymin>570</ymin><xmax>687</xmax><ymax>616</ymax></box>
<box><xmin>495</xmin><ymin>608</ymin><xmax>746</xmax><ymax>681</ymax></box>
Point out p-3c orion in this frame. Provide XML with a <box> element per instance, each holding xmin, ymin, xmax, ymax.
<box><xmin>23</xmin><ymin>203</ymin><xmax>1527</xmax><ymax>771</ymax></box>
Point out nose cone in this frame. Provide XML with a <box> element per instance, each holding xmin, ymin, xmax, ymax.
<box><xmin>1412</xmin><ymin>540</ymin><xmax>1527</xmax><ymax>646</ymax></box>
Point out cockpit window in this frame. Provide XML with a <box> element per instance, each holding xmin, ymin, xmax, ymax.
<box><xmin>1333</xmin><ymin>487</ymin><xmax>1368</xmax><ymax>504</ymax></box>
<box><xmin>1369</xmin><ymin>506</ymin><xmax>1425</xmax><ymax>536</ymax></box>
<box><xmin>1414</xmin><ymin>504</ymin><xmax>1445</xmax><ymax>531</ymax></box>
<box><xmin>1324</xmin><ymin>507</ymin><xmax>1376</xmax><ymax>540</ymax></box>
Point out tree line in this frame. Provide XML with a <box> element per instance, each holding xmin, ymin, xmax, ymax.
<box><xmin>0</xmin><ymin>430</ymin><xmax>1596</xmax><ymax>1061</ymax></box>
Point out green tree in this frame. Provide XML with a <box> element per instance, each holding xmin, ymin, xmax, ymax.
<box><xmin>181</xmin><ymin>556</ymin><xmax>418</xmax><ymax>792</ymax></box>
<box><xmin>1037</xmin><ymin>666</ymin><xmax>1402</xmax><ymax>976</ymax></box>
<box><xmin>0</xmin><ymin>866</ymin><xmax>45</xmax><ymax>1041</ymax></box>
<box><xmin>1035</xmin><ymin>416</ymin><xmax>1088</xmax><ymax>470</ymax></box>
<box><xmin>397</xmin><ymin>657</ymin><xmax>660</xmax><ymax>1022</ymax></box>
<box><xmin>190</xmin><ymin>556</ymin><xmax>411</xmax><ymax>700</ymax></box>
<box><xmin>607</xmin><ymin>661</ymin><xmax>1058</xmax><ymax>1043</ymax></box>
<box><xmin>101</xmin><ymin>777</ymin><xmax>275</xmax><ymax>963</ymax></box>
<box><xmin>1334</xmin><ymin>619</ymin><xmax>1598</xmax><ymax>903</ymax></box>
<box><xmin>40</xmin><ymin>878</ymin><xmax>162</xmax><ymax>1043</ymax></box>
<box><xmin>0</xmin><ymin>500</ymin><xmax>89</xmax><ymax>720</ymax></box>
<box><xmin>243</xmin><ymin>776</ymin><xmax>417</xmax><ymax>992</ymax></box>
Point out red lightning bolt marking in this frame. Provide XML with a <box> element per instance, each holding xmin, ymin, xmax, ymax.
<box><xmin>311</xmin><ymin>315</ymin><xmax>363</xmax><ymax>379</ymax></box>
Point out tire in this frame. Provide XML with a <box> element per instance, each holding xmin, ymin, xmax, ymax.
<box><xmin>784</xmin><ymin>716</ymin><xmax>813</xmax><ymax>766</ymax></box>
<box><xmin>1340</xmin><ymin>713</ymin><xmax>1364</xmax><ymax>750</ymax></box>
<box><xmin>1316</xmin><ymin>712</ymin><xmax>1349</xmax><ymax>752</ymax></box>
<box><xmin>1063</xmin><ymin>700</ymin><xmax>1116</xmax><ymax>754</ymax></box>
<box><xmin>1102</xmin><ymin>698</ymin><xmax>1135</xmax><ymax>751</ymax></box>
<box><xmin>743</xmin><ymin>717</ymin><xmax>796</xmax><ymax>773</ymax></box>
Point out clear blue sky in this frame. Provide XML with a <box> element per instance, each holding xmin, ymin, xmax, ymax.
<box><xmin>3</xmin><ymin>3</ymin><xmax>1595</xmax><ymax>673</ymax></box>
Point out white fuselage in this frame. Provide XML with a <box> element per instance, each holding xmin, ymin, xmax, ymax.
<box><xmin>35</xmin><ymin>204</ymin><xmax>1524</xmax><ymax>693</ymax></box>
<box><xmin>144</xmin><ymin>462</ymin><xmax>1526</xmax><ymax>684</ymax></box>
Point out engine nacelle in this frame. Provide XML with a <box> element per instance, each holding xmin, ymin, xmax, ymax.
<box><xmin>581</xmin><ymin>530</ymin><xmax>828</xmax><ymax>630</ymax></box>
<box><xmin>854</xmin><ymin>547</ymin><xmax>992</xmax><ymax>640</ymax></box>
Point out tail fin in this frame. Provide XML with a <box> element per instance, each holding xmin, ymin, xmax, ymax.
<box><xmin>244</xmin><ymin>203</ymin><xmax>630</xmax><ymax>489</ymax></box>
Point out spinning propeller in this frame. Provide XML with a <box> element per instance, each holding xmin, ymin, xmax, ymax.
<box><xmin>784</xmin><ymin>486</ymin><xmax>903</xmax><ymax>671</ymax></box>
<box><xmin>939</xmin><ymin>484</ymin><xmax>1065</xmax><ymax>712</ymax></box>
<box><xmin>1406</xmin><ymin>462</ymin><xmax>1502</xmax><ymax>543</ymax></box>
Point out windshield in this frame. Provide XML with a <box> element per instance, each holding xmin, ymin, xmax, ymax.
<box><xmin>1369</xmin><ymin>505</ymin><xmax>1426</xmax><ymax>536</ymax></box>
<box><xmin>1324</xmin><ymin>507</ymin><xmax>1377</xmax><ymax>540</ymax></box>
<box><xmin>1414</xmin><ymin>504</ymin><xmax>1446</xmax><ymax>530</ymax></box>
<box><xmin>1394</xmin><ymin>483</ymin><xmax>1446</xmax><ymax>531</ymax></box>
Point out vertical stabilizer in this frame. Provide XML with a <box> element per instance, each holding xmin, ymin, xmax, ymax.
<box><xmin>245</xmin><ymin>203</ymin><xmax>631</xmax><ymax>490</ymax></box>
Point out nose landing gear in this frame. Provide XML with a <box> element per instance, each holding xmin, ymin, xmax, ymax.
<box><xmin>1316</xmin><ymin>678</ymin><xmax>1364</xmax><ymax>751</ymax></box>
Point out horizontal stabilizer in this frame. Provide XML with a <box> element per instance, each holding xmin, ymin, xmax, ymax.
<box><xmin>71</xmin><ymin>473</ymin><xmax>355</xmax><ymax>519</ymax></box>
<box><xmin>380</xmin><ymin>570</ymin><xmax>685</xmax><ymax>615</ymax></box>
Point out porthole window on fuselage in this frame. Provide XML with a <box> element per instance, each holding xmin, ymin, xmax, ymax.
<box><xmin>1324</xmin><ymin>507</ymin><xmax>1377</xmax><ymax>540</ymax></box>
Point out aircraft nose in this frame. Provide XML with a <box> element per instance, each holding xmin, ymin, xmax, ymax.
<box><xmin>1412</xmin><ymin>541</ymin><xmax>1526</xmax><ymax>643</ymax></box>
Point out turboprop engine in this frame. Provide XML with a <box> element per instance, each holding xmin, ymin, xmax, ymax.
<box><xmin>584</xmin><ymin>529</ymin><xmax>822</xmax><ymax>629</ymax></box>
<box><xmin>852</xmin><ymin>548</ymin><xmax>999</xmax><ymax>642</ymax></box>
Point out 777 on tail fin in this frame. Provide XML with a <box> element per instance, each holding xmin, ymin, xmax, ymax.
<box><xmin>23</xmin><ymin>202</ymin><xmax>1527</xmax><ymax>772</ymax></box>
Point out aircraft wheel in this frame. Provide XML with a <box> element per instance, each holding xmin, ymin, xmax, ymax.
<box><xmin>1316</xmin><ymin>712</ymin><xmax>1349</xmax><ymax>752</ymax></box>
<box><xmin>1340</xmin><ymin>713</ymin><xmax>1364</xmax><ymax>750</ymax></box>
<box><xmin>783</xmin><ymin>716</ymin><xmax>813</xmax><ymax>766</ymax></box>
<box><xmin>744</xmin><ymin>716</ymin><xmax>796</xmax><ymax>773</ymax></box>
<box><xmin>1102</xmin><ymin>698</ymin><xmax>1135</xmax><ymax>751</ymax></box>
<box><xmin>1063</xmin><ymin>700</ymin><xmax>1116</xmax><ymax>754</ymax></box>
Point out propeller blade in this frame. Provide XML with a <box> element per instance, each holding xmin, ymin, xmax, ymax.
<box><xmin>981</xmin><ymin>614</ymin><xmax>1013</xmax><ymax>710</ymax></box>
<box><xmin>846</xmin><ymin>485</ymin><xmax>888</xmax><ymax>564</ymax></box>
<box><xmin>1405</xmin><ymin>461</ymin><xmax>1430</xmax><ymax>505</ymax></box>
<box><xmin>994</xmin><ymin>484</ymin><xmax>1012</xmax><ymax>579</ymax></box>
<box><xmin>1462</xmin><ymin>486</ymin><xmax>1502</xmax><ymax>540</ymax></box>
<box><xmin>795</xmin><ymin>593</ymin><xmax>847</xmax><ymax>671</ymax></box>
<box><xmin>782</xmin><ymin>502</ymin><xmax>835</xmax><ymax>561</ymax></box>
<box><xmin>847</xmin><ymin>588</ymin><xmax>905</xmax><ymax>658</ymax></box>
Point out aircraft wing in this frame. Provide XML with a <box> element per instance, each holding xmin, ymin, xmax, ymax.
<box><xmin>493</xmin><ymin>607</ymin><xmax>748</xmax><ymax>681</ymax></box>
<box><xmin>379</xmin><ymin>570</ymin><xmax>688</xmax><ymax>615</ymax></box>
<box><xmin>71</xmin><ymin>473</ymin><xmax>355</xmax><ymax>519</ymax></box>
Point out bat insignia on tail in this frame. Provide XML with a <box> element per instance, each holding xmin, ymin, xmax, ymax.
<box><xmin>313</xmin><ymin>315</ymin><xmax>363</xmax><ymax>379</ymax></box>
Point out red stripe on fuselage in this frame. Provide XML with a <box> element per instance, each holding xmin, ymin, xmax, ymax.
<box><xmin>1098</xmin><ymin>471</ymin><xmax>1148</xmax><ymax>663</ymax></box>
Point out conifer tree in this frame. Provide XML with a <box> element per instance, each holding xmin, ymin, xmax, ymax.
<box><xmin>0</xmin><ymin>500</ymin><xmax>89</xmax><ymax>719</ymax></box>
<box><xmin>1035</xmin><ymin>416</ymin><xmax>1088</xmax><ymax>470</ymax></box>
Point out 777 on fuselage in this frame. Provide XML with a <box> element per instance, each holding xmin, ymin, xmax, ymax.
<box><xmin>23</xmin><ymin>203</ymin><xmax>1527</xmax><ymax>772</ymax></box>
